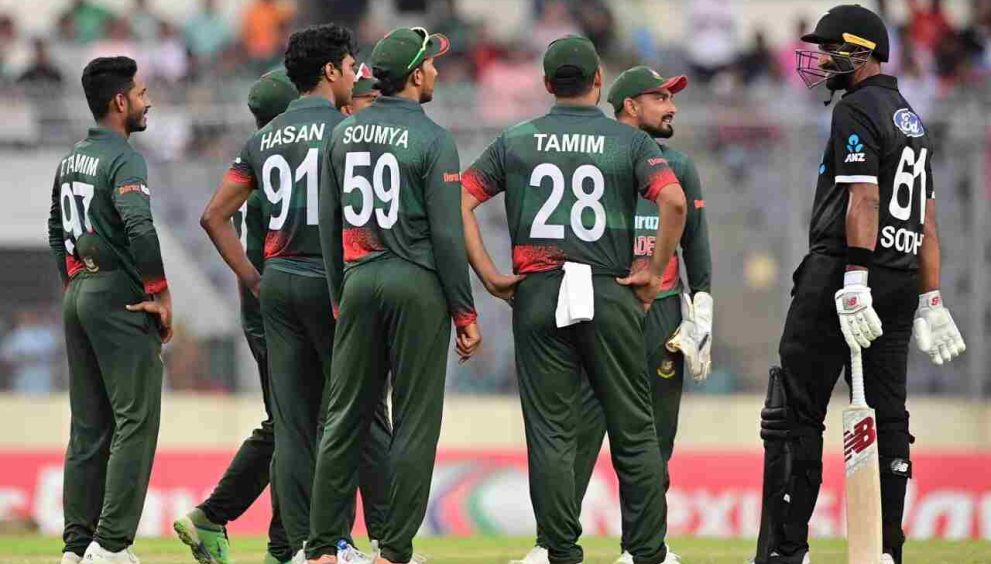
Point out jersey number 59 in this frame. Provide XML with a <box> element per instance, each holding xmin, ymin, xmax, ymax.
<box><xmin>343</xmin><ymin>151</ymin><xmax>401</xmax><ymax>229</ymax></box>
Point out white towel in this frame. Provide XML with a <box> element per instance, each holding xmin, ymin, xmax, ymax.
<box><xmin>555</xmin><ymin>262</ymin><xmax>594</xmax><ymax>328</ymax></box>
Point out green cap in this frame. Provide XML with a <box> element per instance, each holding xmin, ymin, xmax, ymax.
<box><xmin>370</xmin><ymin>27</ymin><xmax>450</xmax><ymax>84</ymax></box>
<box><xmin>542</xmin><ymin>35</ymin><xmax>599</xmax><ymax>79</ymax></box>
<box><xmin>248</xmin><ymin>69</ymin><xmax>299</xmax><ymax>127</ymax></box>
<box><xmin>352</xmin><ymin>62</ymin><xmax>378</xmax><ymax>98</ymax></box>
<box><xmin>607</xmin><ymin>66</ymin><xmax>687</xmax><ymax>113</ymax></box>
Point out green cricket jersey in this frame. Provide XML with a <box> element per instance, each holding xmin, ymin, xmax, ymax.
<box><xmin>47</xmin><ymin>127</ymin><xmax>168</xmax><ymax>295</ymax></box>
<box><xmin>463</xmin><ymin>104</ymin><xmax>679</xmax><ymax>277</ymax></box>
<box><xmin>320</xmin><ymin>96</ymin><xmax>477</xmax><ymax>327</ymax></box>
<box><xmin>228</xmin><ymin>96</ymin><xmax>344</xmax><ymax>278</ymax></box>
<box><xmin>232</xmin><ymin>191</ymin><xmax>267</xmax><ymax>337</ymax></box>
<box><xmin>632</xmin><ymin>144</ymin><xmax>711</xmax><ymax>299</ymax></box>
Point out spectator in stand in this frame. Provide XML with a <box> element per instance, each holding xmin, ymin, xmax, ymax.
<box><xmin>908</xmin><ymin>0</ymin><xmax>953</xmax><ymax>57</ymax></box>
<box><xmin>776</xmin><ymin>18</ymin><xmax>811</xmax><ymax>90</ymax></box>
<box><xmin>58</xmin><ymin>0</ymin><xmax>114</xmax><ymax>44</ymax></box>
<box><xmin>898</xmin><ymin>26</ymin><xmax>939</xmax><ymax>118</ymax></box>
<box><xmin>572</xmin><ymin>0</ymin><xmax>614</xmax><ymax>54</ymax></box>
<box><xmin>147</xmin><ymin>20</ymin><xmax>188</xmax><ymax>84</ymax></box>
<box><xmin>476</xmin><ymin>42</ymin><xmax>546</xmax><ymax>126</ymax></box>
<box><xmin>18</xmin><ymin>38</ymin><xmax>63</xmax><ymax>87</ymax></box>
<box><xmin>686</xmin><ymin>0</ymin><xmax>740</xmax><ymax>83</ymax></box>
<box><xmin>184</xmin><ymin>0</ymin><xmax>232</xmax><ymax>73</ymax></box>
<box><xmin>960</xmin><ymin>0</ymin><xmax>991</xmax><ymax>74</ymax></box>
<box><xmin>0</xmin><ymin>15</ymin><xmax>15</xmax><ymax>80</ymax></box>
<box><xmin>736</xmin><ymin>29</ymin><xmax>777</xmax><ymax>85</ymax></box>
<box><xmin>87</xmin><ymin>16</ymin><xmax>139</xmax><ymax>61</ymax></box>
<box><xmin>241</xmin><ymin>0</ymin><xmax>294</xmax><ymax>68</ymax></box>
<box><xmin>530</xmin><ymin>0</ymin><xmax>580</xmax><ymax>52</ymax></box>
<box><xmin>129</xmin><ymin>0</ymin><xmax>163</xmax><ymax>44</ymax></box>
<box><xmin>0</xmin><ymin>310</ymin><xmax>59</xmax><ymax>395</ymax></box>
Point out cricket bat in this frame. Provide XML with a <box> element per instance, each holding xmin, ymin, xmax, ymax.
<box><xmin>843</xmin><ymin>347</ymin><xmax>883</xmax><ymax>564</ymax></box>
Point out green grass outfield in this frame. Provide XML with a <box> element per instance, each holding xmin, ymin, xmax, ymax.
<box><xmin>4</xmin><ymin>536</ymin><xmax>991</xmax><ymax>563</ymax></box>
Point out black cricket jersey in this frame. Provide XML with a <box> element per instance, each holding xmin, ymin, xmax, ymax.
<box><xmin>810</xmin><ymin>74</ymin><xmax>934</xmax><ymax>271</ymax></box>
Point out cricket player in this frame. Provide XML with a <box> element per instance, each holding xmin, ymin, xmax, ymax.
<box><xmin>754</xmin><ymin>6</ymin><xmax>965</xmax><ymax>564</ymax></box>
<box><xmin>199</xmin><ymin>25</ymin><xmax>391</xmax><ymax>561</ymax></box>
<box><xmin>341</xmin><ymin>63</ymin><xmax>380</xmax><ymax>116</ymax></box>
<box><xmin>462</xmin><ymin>36</ymin><xmax>686</xmax><ymax>564</ymax></box>
<box><xmin>174</xmin><ymin>69</ymin><xmax>296</xmax><ymax>564</ymax></box>
<box><xmin>51</xmin><ymin>56</ymin><xmax>171</xmax><ymax>564</ymax></box>
<box><xmin>306</xmin><ymin>26</ymin><xmax>480</xmax><ymax>564</ymax></box>
<box><xmin>514</xmin><ymin>66</ymin><xmax>712</xmax><ymax>564</ymax></box>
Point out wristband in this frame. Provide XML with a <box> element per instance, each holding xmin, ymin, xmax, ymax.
<box><xmin>847</xmin><ymin>246</ymin><xmax>874</xmax><ymax>268</ymax></box>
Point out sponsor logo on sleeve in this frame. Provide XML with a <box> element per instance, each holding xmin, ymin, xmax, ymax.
<box><xmin>443</xmin><ymin>172</ymin><xmax>461</xmax><ymax>183</ymax></box>
<box><xmin>648</xmin><ymin>157</ymin><xmax>668</xmax><ymax>166</ymax></box>
<box><xmin>118</xmin><ymin>183</ymin><xmax>149</xmax><ymax>196</ymax></box>
<box><xmin>844</xmin><ymin>133</ymin><xmax>866</xmax><ymax>163</ymax></box>
<box><xmin>893</xmin><ymin>108</ymin><xmax>925</xmax><ymax>138</ymax></box>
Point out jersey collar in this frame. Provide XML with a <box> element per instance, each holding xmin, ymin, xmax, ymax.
<box><xmin>549</xmin><ymin>103</ymin><xmax>604</xmax><ymax>117</ymax></box>
<box><xmin>88</xmin><ymin>126</ymin><xmax>128</xmax><ymax>143</ymax></box>
<box><xmin>286</xmin><ymin>95</ymin><xmax>336</xmax><ymax>112</ymax></box>
<box><xmin>843</xmin><ymin>74</ymin><xmax>898</xmax><ymax>97</ymax></box>
<box><xmin>374</xmin><ymin>96</ymin><xmax>425</xmax><ymax>112</ymax></box>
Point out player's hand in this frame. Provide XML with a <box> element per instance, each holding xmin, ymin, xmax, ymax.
<box><xmin>243</xmin><ymin>271</ymin><xmax>262</xmax><ymax>299</ymax></box>
<box><xmin>456</xmin><ymin>322</ymin><xmax>481</xmax><ymax>364</ymax></box>
<box><xmin>484</xmin><ymin>273</ymin><xmax>526</xmax><ymax>304</ymax></box>
<box><xmin>834</xmin><ymin>270</ymin><xmax>883</xmax><ymax>350</ymax></box>
<box><xmin>127</xmin><ymin>287</ymin><xmax>173</xmax><ymax>343</ymax></box>
<box><xmin>616</xmin><ymin>268</ymin><xmax>663</xmax><ymax>311</ymax></box>
<box><xmin>666</xmin><ymin>292</ymin><xmax>713</xmax><ymax>381</ymax></box>
<box><xmin>912</xmin><ymin>290</ymin><xmax>966</xmax><ymax>365</ymax></box>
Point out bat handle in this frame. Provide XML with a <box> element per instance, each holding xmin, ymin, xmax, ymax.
<box><xmin>850</xmin><ymin>347</ymin><xmax>867</xmax><ymax>407</ymax></box>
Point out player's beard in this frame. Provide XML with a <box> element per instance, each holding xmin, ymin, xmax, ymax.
<box><xmin>826</xmin><ymin>72</ymin><xmax>853</xmax><ymax>92</ymax></box>
<box><xmin>642</xmin><ymin>116</ymin><xmax>674</xmax><ymax>139</ymax></box>
<box><xmin>126</xmin><ymin>104</ymin><xmax>147</xmax><ymax>133</ymax></box>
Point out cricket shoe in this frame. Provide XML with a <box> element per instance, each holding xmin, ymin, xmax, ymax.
<box><xmin>61</xmin><ymin>552</ymin><xmax>83</xmax><ymax>564</ymax></box>
<box><xmin>746</xmin><ymin>553</ymin><xmax>811</xmax><ymax>564</ymax></box>
<box><xmin>882</xmin><ymin>555</ymin><xmax>895</xmax><ymax>564</ymax></box>
<box><xmin>82</xmin><ymin>542</ymin><xmax>140</xmax><ymax>564</ymax></box>
<box><xmin>508</xmin><ymin>546</ymin><xmax>548</xmax><ymax>564</ymax></box>
<box><xmin>336</xmin><ymin>540</ymin><xmax>375</xmax><ymax>564</ymax></box>
<box><xmin>615</xmin><ymin>547</ymin><xmax>680</xmax><ymax>564</ymax></box>
<box><xmin>173</xmin><ymin>509</ymin><xmax>231</xmax><ymax>564</ymax></box>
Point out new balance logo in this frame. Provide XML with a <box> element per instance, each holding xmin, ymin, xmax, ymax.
<box><xmin>844</xmin><ymin>416</ymin><xmax>877</xmax><ymax>461</ymax></box>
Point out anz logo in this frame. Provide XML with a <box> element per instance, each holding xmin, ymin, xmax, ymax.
<box><xmin>844</xmin><ymin>133</ymin><xmax>866</xmax><ymax>163</ymax></box>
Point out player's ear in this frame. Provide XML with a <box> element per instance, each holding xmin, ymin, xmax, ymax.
<box><xmin>543</xmin><ymin>76</ymin><xmax>554</xmax><ymax>95</ymax></box>
<box><xmin>112</xmin><ymin>91</ymin><xmax>127</xmax><ymax>115</ymax></box>
<box><xmin>623</xmin><ymin>97</ymin><xmax>638</xmax><ymax>118</ymax></box>
<box><xmin>593</xmin><ymin>67</ymin><xmax>603</xmax><ymax>88</ymax></box>
<box><xmin>324</xmin><ymin>62</ymin><xmax>338</xmax><ymax>83</ymax></box>
<box><xmin>411</xmin><ymin>66</ymin><xmax>424</xmax><ymax>88</ymax></box>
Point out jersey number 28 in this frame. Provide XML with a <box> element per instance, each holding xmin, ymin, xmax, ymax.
<box><xmin>530</xmin><ymin>163</ymin><xmax>606</xmax><ymax>242</ymax></box>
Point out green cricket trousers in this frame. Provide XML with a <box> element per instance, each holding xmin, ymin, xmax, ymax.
<box><xmin>61</xmin><ymin>270</ymin><xmax>163</xmax><ymax>556</ymax></box>
<box><xmin>260</xmin><ymin>268</ymin><xmax>391</xmax><ymax>553</ymax></box>
<box><xmin>536</xmin><ymin>294</ymin><xmax>684</xmax><ymax>552</ymax></box>
<box><xmin>513</xmin><ymin>271</ymin><xmax>669</xmax><ymax>564</ymax></box>
<box><xmin>307</xmin><ymin>257</ymin><xmax>451</xmax><ymax>564</ymax></box>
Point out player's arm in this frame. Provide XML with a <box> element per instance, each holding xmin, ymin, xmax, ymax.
<box><xmin>111</xmin><ymin>152</ymin><xmax>172</xmax><ymax>342</ymax></box>
<box><xmin>318</xmin><ymin>139</ymin><xmax>344</xmax><ymax>317</ymax></box>
<box><xmin>47</xmin><ymin>172</ymin><xmax>68</xmax><ymax>286</ymax></box>
<box><xmin>618</xmin><ymin>134</ymin><xmax>686</xmax><ymax>307</ymax></box>
<box><xmin>912</xmin><ymin>172</ymin><xmax>965</xmax><ymax>364</ymax></box>
<box><xmin>200</xmin><ymin>150</ymin><xmax>261</xmax><ymax>297</ymax></box>
<box><xmin>425</xmin><ymin>133</ymin><xmax>480</xmax><ymax>360</ymax></box>
<box><xmin>678</xmin><ymin>158</ymin><xmax>711</xmax><ymax>294</ymax></box>
<box><xmin>461</xmin><ymin>136</ymin><xmax>523</xmax><ymax>301</ymax></box>
<box><xmin>833</xmin><ymin>102</ymin><xmax>884</xmax><ymax>350</ymax></box>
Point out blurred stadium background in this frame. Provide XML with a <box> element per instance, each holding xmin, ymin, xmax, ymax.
<box><xmin>0</xmin><ymin>0</ymin><xmax>989</xmax><ymax>547</ymax></box>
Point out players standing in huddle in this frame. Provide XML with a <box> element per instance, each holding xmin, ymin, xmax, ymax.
<box><xmin>52</xmin><ymin>56</ymin><xmax>171</xmax><ymax>564</ymax></box>
<box><xmin>306</xmin><ymin>26</ymin><xmax>480</xmax><ymax>564</ymax></box>
<box><xmin>513</xmin><ymin>65</ymin><xmax>713</xmax><ymax>564</ymax></box>
<box><xmin>462</xmin><ymin>36</ymin><xmax>686</xmax><ymax>564</ymax></box>
<box><xmin>754</xmin><ymin>6</ymin><xmax>965</xmax><ymax>564</ymax></box>
<box><xmin>199</xmin><ymin>25</ymin><xmax>392</xmax><ymax>562</ymax></box>
<box><xmin>175</xmin><ymin>69</ymin><xmax>297</xmax><ymax>564</ymax></box>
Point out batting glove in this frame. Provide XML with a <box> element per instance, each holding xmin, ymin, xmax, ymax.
<box><xmin>666</xmin><ymin>291</ymin><xmax>713</xmax><ymax>381</ymax></box>
<box><xmin>834</xmin><ymin>270</ymin><xmax>883</xmax><ymax>350</ymax></box>
<box><xmin>912</xmin><ymin>290</ymin><xmax>966</xmax><ymax>365</ymax></box>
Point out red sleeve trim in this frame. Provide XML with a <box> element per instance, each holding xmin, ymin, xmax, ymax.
<box><xmin>144</xmin><ymin>277</ymin><xmax>169</xmax><ymax>295</ymax></box>
<box><xmin>453</xmin><ymin>309</ymin><xmax>478</xmax><ymax>328</ymax></box>
<box><xmin>643</xmin><ymin>168</ymin><xmax>680</xmax><ymax>202</ymax></box>
<box><xmin>694</xmin><ymin>199</ymin><xmax>705</xmax><ymax>209</ymax></box>
<box><xmin>462</xmin><ymin>169</ymin><xmax>493</xmax><ymax>203</ymax></box>
<box><xmin>224</xmin><ymin>168</ymin><xmax>255</xmax><ymax>188</ymax></box>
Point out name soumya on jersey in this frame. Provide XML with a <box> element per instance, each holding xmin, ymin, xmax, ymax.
<box><xmin>226</xmin><ymin>96</ymin><xmax>343</xmax><ymax>277</ymax></box>
<box><xmin>463</xmin><ymin>104</ymin><xmax>680</xmax><ymax>278</ymax></box>
<box><xmin>47</xmin><ymin>127</ymin><xmax>168</xmax><ymax>295</ymax></box>
<box><xmin>811</xmin><ymin>75</ymin><xmax>934</xmax><ymax>270</ymax></box>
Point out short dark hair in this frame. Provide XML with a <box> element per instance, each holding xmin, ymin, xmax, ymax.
<box><xmin>285</xmin><ymin>24</ymin><xmax>357</xmax><ymax>92</ymax></box>
<box><xmin>372</xmin><ymin>63</ymin><xmax>419</xmax><ymax>97</ymax></box>
<box><xmin>548</xmin><ymin>66</ymin><xmax>595</xmax><ymax>98</ymax></box>
<box><xmin>81</xmin><ymin>56</ymin><xmax>137</xmax><ymax>120</ymax></box>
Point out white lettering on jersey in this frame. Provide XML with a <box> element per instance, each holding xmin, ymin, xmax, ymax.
<box><xmin>880</xmin><ymin>225</ymin><xmax>924</xmax><ymax>255</ymax></box>
<box><xmin>534</xmin><ymin>134</ymin><xmax>605</xmax><ymax>154</ymax></box>
<box><xmin>341</xmin><ymin>125</ymin><xmax>409</xmax><ymax>149</ymax></box>
<box><xmin>60</xmin><ymin>154</ymin><xmax>101</xmax><ymax>178</ymax></box>
<box><xmin>260</xmin><ymin>123</ymin><xmax>327</xmax><ymax>152</ymax></box>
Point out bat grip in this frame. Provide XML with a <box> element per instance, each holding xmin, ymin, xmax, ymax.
<box><xmin>850</xmin><ymin>347</ymin><xmax>867</xmax><ymax>407</ymax></box>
